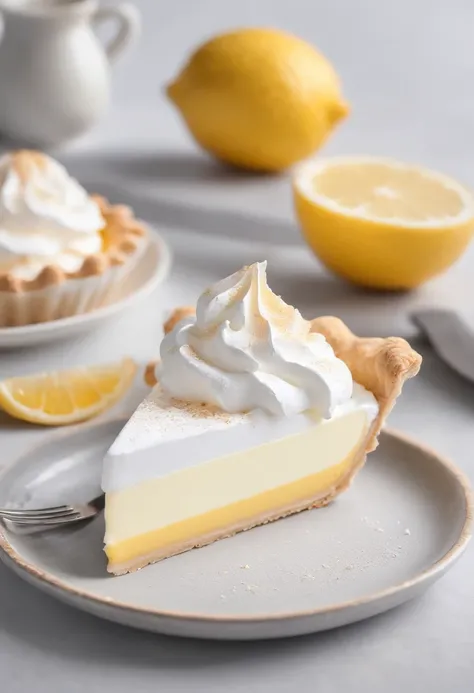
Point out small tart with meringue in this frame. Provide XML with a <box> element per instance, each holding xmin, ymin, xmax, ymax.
<box><xmin>0</xmin><ymin>150</ymin><xmax>147</xmax><ymax>327</ymax></box>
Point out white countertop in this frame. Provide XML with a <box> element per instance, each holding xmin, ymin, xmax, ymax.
<box><xmin>1</xmin><ymin>1</ymin><xmax>474</xmax><ymax>691</ymax></box>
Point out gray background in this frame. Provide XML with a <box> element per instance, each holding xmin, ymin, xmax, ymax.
<box><xmin>1</xmin><ymin>0</ymin><xmax>474</xmax><ymax>691</ymax></box>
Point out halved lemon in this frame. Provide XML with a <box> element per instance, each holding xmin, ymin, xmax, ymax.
<box><xmin>0</xmin><ymin>358</ymin><xmax>137</xmax><ymax>426</ymax></box>
<box><xmin>293</xmin><ymin>157</ymin><xmax>474</xmax><ymax>289</ymax></box>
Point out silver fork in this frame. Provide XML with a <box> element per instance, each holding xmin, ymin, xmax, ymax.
<box><xmin>0</xmin><ymin>493</ymin><xmax>105</xmax><ymax>527</ymax></box>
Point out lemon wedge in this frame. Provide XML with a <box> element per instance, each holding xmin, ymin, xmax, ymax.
<box><xmin>294</xmin><ymin>157</ymin><xmax>474</xmax><ymax>289</ymax></box>
<box><xmin>0</xmin><ymin>358</ymin><xmax>137</xmax><ymax>426</ymax></box>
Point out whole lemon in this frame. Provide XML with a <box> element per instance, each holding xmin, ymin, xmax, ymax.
<box><xmin>166</xmin><ymin>28</ymin><xmax>349</xmax><ymax>172</ymax></box>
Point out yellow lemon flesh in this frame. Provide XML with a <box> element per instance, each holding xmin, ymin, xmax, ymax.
<box><xmin>0</xmin><ymin>358</ymin><xmax>137</xmax><ymax>426</ymax></box>
<box><xmin>167</xmin><ymin>28</ymin><xmax>349</xmax><ymax>172</ymax></box>
<box><xmin>294</xmin><ymin>157</ymin><xmax>474</xmax><ymax>289</ymax></box>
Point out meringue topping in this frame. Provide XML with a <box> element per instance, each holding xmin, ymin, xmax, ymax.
<box><xmin>159</xmin><ymin>262</ymin><xmax>354</xmax><ymax>417</ymax></box>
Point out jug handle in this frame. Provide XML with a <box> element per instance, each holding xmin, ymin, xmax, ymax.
<box><xmin>92</xmin><ymin>3</ymin><xmax>141</xmax><ymax>64</ymax></box>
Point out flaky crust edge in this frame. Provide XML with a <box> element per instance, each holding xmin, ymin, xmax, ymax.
<box><xmin>0</xmin><ymin>196</ymin><xmax>146</xmax><ymax>293</ymax></box>
<box><xmin>310</xmin><ymin>315</ymin><xmax>422</xmax><ymax>452</ymax></box>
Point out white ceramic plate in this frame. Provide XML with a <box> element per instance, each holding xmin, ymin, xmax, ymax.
<box><xmin>0</xmin><ymin>420</ymin><xmax>471</xmax><ymax>640</ymax></box>
<box><xmin>0</xmin><ymin>228</ymin><xmax>171</xmax><ymax>349</ymax></box>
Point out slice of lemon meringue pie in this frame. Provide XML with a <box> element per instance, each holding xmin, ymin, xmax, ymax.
<box><xmin>102</xmin><ymin>262</ymin><xmax>421</xmax><ymax>575</ymax></box>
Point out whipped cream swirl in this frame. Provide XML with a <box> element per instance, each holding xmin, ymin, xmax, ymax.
<box><xmin>0</xmin><ymin>151</ymin><xmax>104</xmax><ymax>280</ymax></box>
<box><xmin>160</xmin><ymin>262</ymin><xmax>354</xmax><ymax>417</ymax></box>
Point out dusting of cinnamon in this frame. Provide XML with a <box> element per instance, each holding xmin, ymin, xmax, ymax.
<box><xmin>168</xmin><ymin>396</ymin><xmax>233</xmax><ymax>422</ymax></box>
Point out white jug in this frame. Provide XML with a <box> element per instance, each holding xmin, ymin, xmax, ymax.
<box><xmin>0</xmin><ymin>0</ymin><xmax>140</xmax><ymax>147</ymax></box>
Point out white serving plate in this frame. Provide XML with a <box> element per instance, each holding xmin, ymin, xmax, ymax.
<box><xmin>0</xmin><ymin>419</ymin><xmax>470</xmax><ymax>640</ymax></box>
<box><xmin>0</xmin><ymin>228</ymin><xmax>171</xmax><ymax>349</ymax></box>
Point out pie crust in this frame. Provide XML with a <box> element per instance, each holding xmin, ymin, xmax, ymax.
<box><xmin>0</xmin><ymin>196</ymin><xmax>146</xmax><ymax>293</ymax></box>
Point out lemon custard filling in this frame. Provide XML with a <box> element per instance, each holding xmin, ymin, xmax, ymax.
<box><xmin>104</xmin><ymin>395</ymin><xmax>375</xmax><ymax>565</ymax></box>
<box><xmin>106</xmin><ymin>411</ymin><xmax>369</xmax><ymax>566</ymax></box>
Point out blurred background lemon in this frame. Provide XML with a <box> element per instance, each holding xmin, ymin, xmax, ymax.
<box><xmin>167</xmin><ymin>28</ymin><xmax>349</xmax><ymax>172</ymax></box>
<box><xmin>293</xmin><ymin>157</ymin><xmax>474</xmax><ymax>289</ymax></box>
